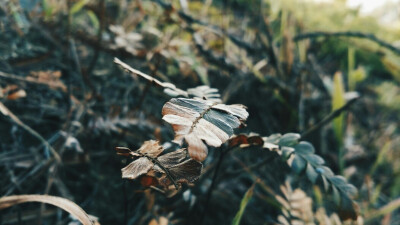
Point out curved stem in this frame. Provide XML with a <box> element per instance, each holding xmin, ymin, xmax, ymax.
<box><xmin>200</xmin><ymin>149</ymin><xmax>227</xmax><ymax>225</ymax></box>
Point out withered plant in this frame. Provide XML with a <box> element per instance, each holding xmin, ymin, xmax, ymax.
<box><xmin>114</xmin><ymin>58</ymin><xmax>359</xmax><ymax>223</ymax></box>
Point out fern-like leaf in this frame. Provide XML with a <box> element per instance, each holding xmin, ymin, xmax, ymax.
<box><xmin>162</xmin><ymin>98</ymin><xmax>248</xmax><ymax>161</ymax></box>
<box><xmin>116</xmin><ymin>140</ymin><xmax>202</xmax><ymax>191</ymax></box>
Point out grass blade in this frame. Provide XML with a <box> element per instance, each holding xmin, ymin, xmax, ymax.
<box><xmin>232</xmin><ymin>183</ymin><xmax>255</xmax><ymax>225</ymax></box>
<box><xmin>0</xmin><ymin>195</ymin><xmax>93</xmax><ymax>225</ymax></box>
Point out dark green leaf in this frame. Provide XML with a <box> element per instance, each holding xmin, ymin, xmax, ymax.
<box><xmin>332</xmin><ymin>185</ymin><xmax>341</xmax><ymax>206</ymax></box>
<box><xmin>264</xmin><ymin>134</ymin><xmax>282</xmax><ymax>144</ymax></box>
<box><xmin>294</xmin><ymin>141</ymin><xmax>315</xmax><ymax>154</ymax></box>
<box><xmin>329</xmin><ymin>176</ymin><xmax>347</xmax><ymax>187</ymax></box>
<box><xmin>306</xmin><ymin>163</ymin><xmax>319</xmax><ymax>184</ymax></box>
<box><xmin>281</xmin><ymin>146</ymin><xmax>294</xmax><ymax>160</ymax></box>
<box><xmin>278</xmin><ymin>133</ymin><xmax>301</xmax><ymax>147</ymax></box>
<box><xmin>291</xmin><ymin>155</ymin><xmax>306</xmax><ymax>174</ymax></box>
<box><xmin>302</xmin><ymin>154</ymin><xmax>325</xmax><ymax>166</ymax></box>
<box><xmin>320</xmin><ymin>175</ymin><xmax>330</xmax><ymax>192</ymax></box>
<box><xmin>316</xmin><ymin>166</ymin><xmax>334</xmax><ymax>177</ymax></box>
<box><xmin>342</xmin><ymin>184</ymin><xmax>358</xmax><ymax>197</ymax></box>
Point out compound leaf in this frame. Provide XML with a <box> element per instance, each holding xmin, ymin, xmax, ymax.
<box><xmin>162</xmin><ymin>98</ymin><xmax>248</xmax><ymax>161</ymax></box>
<box><xmin>117</xmin><ymin>140</ymin><xmax>202</xmax><ymax>191</ymax></box>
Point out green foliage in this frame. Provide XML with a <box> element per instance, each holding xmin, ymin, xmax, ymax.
<box><xmin>332</xmin><ymin>72</ymin><xmax>346</xmax><ymax>143</ymax></box>
<box><xmin>382</xmin><ymin>52</ymin><xmax>400</xmax><ymax>83</ymax></box>
<box><xmin>263</xmin><ymin>133</ymin><xmax>358</xmax><ymax>220</ymax></box>
<box><xmin>69</xmin><ymin>0</ymin><xmax>90</xmax><ymax>16</ymax></box>
<box><xmin>42</xmin><ymin>0</ymin><xmax>53</xmax><ymax>20</ymax></box>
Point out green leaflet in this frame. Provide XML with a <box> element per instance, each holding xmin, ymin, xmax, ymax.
<box><xmin>70</xmin><ymin>0</ymin><xmax>90</xmax><ymax>16</ymax></box>
<box><xmin>232</xmin><ymin>183</ymin><xmax>255</xmax><ymax>225</ymax></box>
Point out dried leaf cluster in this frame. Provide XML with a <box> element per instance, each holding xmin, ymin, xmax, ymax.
<box><xmin>276</xmin><ymin>184</ymin><xmax>363</xmax><ymax>225</ymax></box>
<box><xmin>115</xmin><ymin>59</ymin><xmax>249</xmax><ymax>193</ymax></box>
<box><xmin>116</xmin><ymin>140</ymin><xmax>202</xmax><ymax>193</ymax></box>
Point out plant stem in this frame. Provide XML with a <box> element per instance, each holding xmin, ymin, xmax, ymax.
<box><xmin>200</xmin><ymin>149</ymin><xmax>227</xmax><ymax>225</ymax></box>
<box><xmin>294</xmin><ymin>31</ymin><xmax>400</xmax><ymax>55</ymax></box>
<box><xmin>301</xmin><ymin>96</ymin><xmax>360</xmax><ymax>139</ymax></box>
<box><xmin>124</xmin><ymin>180</ymin><xmax>128</xmax><ymax>225</ymax></box>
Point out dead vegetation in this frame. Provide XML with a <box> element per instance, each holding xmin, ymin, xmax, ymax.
<box><xmin>1</xmin><ymin>0</ymin><xmax>400</xmax><ymax>224</ymax></box>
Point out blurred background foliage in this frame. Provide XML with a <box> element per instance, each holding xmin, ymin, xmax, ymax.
<box><xmin>0</xmin><ymin>0</ymin><xmax>400</xmax><ymax>224</ymax></box>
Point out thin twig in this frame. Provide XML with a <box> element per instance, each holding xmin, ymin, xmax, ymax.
<box><xmin>133</xmin><ymin>151</ymin><xmax>179</xmax><ymax>190</ymax></box>
<box><xmin>136</xmin><ymin>51</ymin><xmax>163</xmax><ymax>110</ymax></box>
<box><xmin>301</xmin><ymin>96</ymin><xmax>360</xmax><ymax>139</ymax></box>
<box><xmin>293</xmin><ymin>31</ymin><xmax>400</xmax><ymax>55</ymax></box>
<box><xmin>200</xmin><ymin>149</ymin><xmax>227</xmax><ymax>225</ymax></box>
<box><xmin>223</xmin><ymin>154</ymin><xmax>276</xmax><ymax>176</ymax></box>
<box><xmin>114</xmin><ymin>57</ymin><xmax>188</xmax><ymax>97</ymax></box>
<box><xmin>0</xmin><ymin>102</ymin><xmax>61</xmax><ymax>162</ymax></box>
<box><xmin>0</xmin><ymin>71</ymin><xmax>58</xmax><ymax>89</ymax></box>
<box><xmin>150</xmin><ymin>157</ymin><xmax>179</xmax><ymax>190</ymax></box>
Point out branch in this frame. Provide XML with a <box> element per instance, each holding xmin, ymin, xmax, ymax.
<box><xmin>293</xmin><ymin>31</ymin><xmax>400</xmax><ymax>55</ymax></box>
<box><xmin>113</xmin><ymin>58</ymin><xmax>188</xmax><ymax>97</ymax></box>
<box><xmin>301</xmin><ymin>96</ymin><xmax>360</xmax><ymax>139</ymax></box>
<box><xmin>147</xmin><ymin>156</ymin><xmax>179</xmax><ymax>190</ymax></box>
<box><xmin>200</xmin><ymin>148</ymin><xmax>227</xmax><ymax>225</ymax></box>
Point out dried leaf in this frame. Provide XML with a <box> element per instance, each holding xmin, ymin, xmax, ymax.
<box><xmin>1</xmin><ymin>85</ymin><xmax>26</xmax><ymax>100</ymax></box>
<box><xmin>27</xmin><ymin>70</ymin><xmax>67</xmax><ymax>92</ymax></box>
<box><xmin>149</xmin><ymin>216</ymin><xmax>168</xmax><ymax>225</ymax></box>
<box><xmin>6</xmin><ymin>89</ymin><xmax>26</xmax><ymax>100</ymax></box>
<box><xmin>162</xmin><ymin>98</ymin><xmax>248</xmax><ymax>161</ymax></box>
<box><xmin>0</xmin><ymin>195</ymin><xmax>93</xmax><ymax>225</ymax></box>
<box><xmin>276</xmin><ymin>183</ymin><xmax>314</xmax><ymax>225</ymax></box>
<box><xmin>155</xmin><ymin>149</ymin><xmax>202</xmax><ymax>183</ymax></box>
<box><xmin>136</xmin><ymin>140</ymin><xmax>164</xmax><ymax>158</ymax></box>
<box><xmin>166</xmin><ymin>159</ymin><xmax>202</xmax><ymax>183</ymax></box>
<box><xmin>118</xmin><ymin>141</ymin><xmax>202</xmax><ymax>191</ymax></box>
<box><xmin>140</xmin><ymin>176</ymin><xmax>159</xmax><ymax>187</ymax></box>
<box><xmin>156</xmin><ymin>148</ymin><xmax>188</xmax><ymax>167</ymax></box>
<box><xmin>229</xmin><ymin>134</ymin><xmax>264</xmax><ymax>148</ymax></box>
<box><xmin>115</xmin><ymin>147</ymin><xmax>132</xmax><ymax>157</ymax></box>
<box><xmin>122</xmin><ymin>157</ymin><xmax>153</xmax><ymax>180</ymax></box>
<box><xmin>187</xmin><ymin>85</ymin><xmax>221</xmax><ymax>102</ymax></box>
